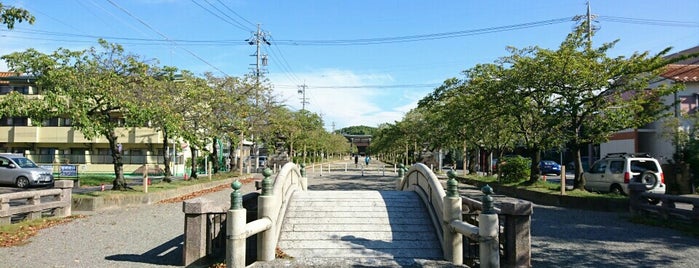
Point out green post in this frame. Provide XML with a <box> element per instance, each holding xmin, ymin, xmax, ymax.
<box><xmin>230</xmin><ymin>179</ymin><xmax>242</xmax><ymax>210</ymax></box>
<box><xmin>482</xmin><ymin>184</ymin><xmax>495</xmax><ymax>214</ymax></box>
<box><xmin>261</xmin><ymin>168</ymin><xmax>273</xmax><ymax>196</ymax></box>
<box><xmin>447</xmin><ymin>170</ymin><xmax>459</xmax><ymax>197</ymax></box>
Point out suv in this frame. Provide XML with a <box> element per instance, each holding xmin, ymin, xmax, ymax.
<box><xmin>0</xmin><ymin>154</ymin><xmax>54</xmax><ymax>188</ymax></box>
<box><xmin>583</xmin><ymin>153</ymin><xmax>665</xmax><ymax>195</ymax></box>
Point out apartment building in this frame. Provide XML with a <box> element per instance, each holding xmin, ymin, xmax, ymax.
<box><xmin>0</xmin><ymin>72</ymin><xmax>187</xmax><ymax>176</ymax></box>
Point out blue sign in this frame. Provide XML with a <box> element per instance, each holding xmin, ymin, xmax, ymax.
<box><xmin>60</xmin><ymin>165</ymin><xmax>78</xmax><ymax>177</ymax></box>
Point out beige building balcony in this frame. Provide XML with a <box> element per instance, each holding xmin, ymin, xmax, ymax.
<box><xmin>0</xmin><ymin>126</ymin><xmax>162</xmax><ymax>144</ymax></box>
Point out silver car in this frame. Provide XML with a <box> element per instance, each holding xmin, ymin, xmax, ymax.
<box><xmin>0</xmin><ymin>154</ymin><xmax>54</xmax><ymax>188</ymax></box>
<box><xmin>584</xmin><ymin>153</ymin><xmax>665</xmax><ymax>195</ymax></box>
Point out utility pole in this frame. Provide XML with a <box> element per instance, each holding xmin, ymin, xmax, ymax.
<box><xmin>247</xmin><ymin>24</ymin><xmax>270</xmax><ymax>105</ymax></box>
<box><xmin>246</xmin><ymin>24</ymin><xmax>270</xmax><ymax>168</ymax></box>
<box><xmin>298</xmin><ymin>83</ymin><xmax>309</xmax><ymax>111</ymax></box>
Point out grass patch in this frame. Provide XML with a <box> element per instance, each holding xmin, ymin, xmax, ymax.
<box><xmin>462</xmin><ymin>174</ymin><xmax>627</xmax><ymax>200</ymax></box>
<box><xmin>73</xmin><ymin>171</ymin><xmax>246</xmax><ymax>198</ymax></box>
<box><xmin>0</xmin><ymin>215</ymin><xmax>86</xmax><ymax>247</ymax></box>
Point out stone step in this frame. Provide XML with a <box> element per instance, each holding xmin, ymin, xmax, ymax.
<box><xmin>277</xmin><ymin>190</ymin><xmax>443</xmax><ymax>262</ymax></box>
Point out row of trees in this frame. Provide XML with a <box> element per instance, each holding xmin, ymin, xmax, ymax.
<box><xmin>371</xmin><ymin>22</ymin><xmax>683</xmax><ymax>190</ymax></box>
<box><xmin>0</xmin><ymin>39</ymin><xmax>349</xmax><ymax>190</ymax></box>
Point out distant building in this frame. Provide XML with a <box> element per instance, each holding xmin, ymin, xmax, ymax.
<box><xmin>0</xmin><ymin>72</ymin><xmax>189</xmax><ymax>176</ymax></box>
<box><xmin>601</xmin><ymin>46</ymin><xmax>699</xmax><ymax>163</ymax></box>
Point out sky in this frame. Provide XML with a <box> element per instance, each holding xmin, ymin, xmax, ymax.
<box><xmin>1</xmin><ymin>0</ymin><xmax>698</xmax><ymax>131</ymax></box>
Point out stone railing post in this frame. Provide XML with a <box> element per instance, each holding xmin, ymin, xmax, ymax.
<box><xmin>444</xmin><ymin>170</ymin><xmax>463</xmax><ymax>264</ymax></box>
<box><xmin>628</xmin><ymin>183</ymin><xmax>648</xmax><ymax>215</ymax></box>
<box><xmin>257</xmin><ymin>168</ymin><xmax>276</xmax><ymax>261</ymax></box>
<box><xmin>299</xmin><ymin>164</ymin><xmax>308</xmax><ymax>191</ymax></box>
<box><xmin>396</xmin><ymin>164</ymin><xmax>405</xmax><ymax>190</ymax></box>
<box><xmin>479</xmin><ymin>185</ymin><xmax>500</xmax><ymax>268</ymax></box>
<box><xmin>226</xmin><ymin>180</ymin><xmax>247</xmax><ymax>268</ymax></box>
<box><xmin>54</xmin><ymin>180</ymin><xmax>73</xmax><ymax>217</ymax></box>
<box><xmin>183</xmin><ymin>197</ymin><xmax>220</xmax><ymax>266</ymax></box>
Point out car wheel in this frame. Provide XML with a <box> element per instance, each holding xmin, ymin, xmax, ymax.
<box><xmin>15</xmin><ymin>176</ymin><xmax>30</xmax><ymax>188</ymax></box>
<box><xmin>610</xmin><ymin>184</ymin><xmax>624</xmax><ymax>195</ymax></box>
<box><xmin>640</xmin><ymin>171</ymin><xmax>659</xmax><ymax>190</ymax></box>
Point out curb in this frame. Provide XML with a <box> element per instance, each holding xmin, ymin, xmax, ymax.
<box><xmin>72</xmin><ymin>178</ymin><xmax>237</xmax><ymax>211</ymax></box>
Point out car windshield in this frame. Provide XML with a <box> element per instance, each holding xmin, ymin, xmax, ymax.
<box><xmin>10</xmin><ymin>157</ymin><xmax>39</xmax><ymax>168</ymax></box>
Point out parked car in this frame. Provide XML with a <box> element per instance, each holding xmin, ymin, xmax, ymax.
<box><xmin>0</xmin><ymin>153</ymin><xmax>54</xmax><ymax>188</ymax></box>
<box><xmin>583</xmin><ymin>153</ymin><xmax>665</xmax><ymax>196</ymax></box>
<box><xmin>539</xmin><ymin>160</ymin><xmax>561</xmax><ymax>175</ymax></box>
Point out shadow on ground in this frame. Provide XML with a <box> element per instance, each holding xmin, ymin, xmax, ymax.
<box><xmin>105</xmin><ymin>235</ymin><xmax>183</xmax><ymax>266</ymax></box>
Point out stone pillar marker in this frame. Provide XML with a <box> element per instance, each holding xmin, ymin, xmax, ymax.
<box><xmin>479</xmin><ymin>185</ymin><xmax>500</xmax><ymax>268</ymax></box>
<box><xmin>443</xmin><ymin>170</ymin><xmax>463</xmax><ymax>264</ymax></box>
<box><xmin>226</xmin><ymin>180</ymin><xmax>246</xmax><ymax>268</ymax></box>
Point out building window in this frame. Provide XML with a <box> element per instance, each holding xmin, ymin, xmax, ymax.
<box><xmin>0</xmin><ymin>117</ymin><xmax>28</xmax><ymax>126</ymax></box>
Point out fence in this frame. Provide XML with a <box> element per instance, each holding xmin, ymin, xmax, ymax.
<box><xmin>0</xmin><ymin>180</ymin><xmax>73</xmax><ymax>225</ymax></box>
<box><xmin>629</xmin><ymin>183</ymin><xmax>699</xmax><ymax>223</ymax></box>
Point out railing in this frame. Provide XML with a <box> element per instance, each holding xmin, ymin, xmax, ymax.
<box><xmin>226</xmin><ymin>162</ymin><xmax>307</xmax><ymax>267</ymax></box>
<box><xmin>629</xmin><ymin>183</ymin><xmax>699</xmax><ymax>223</ymax></box>
<box><xmin>0</xmin><ymin>180</ymin><xmax>73</xmax><ymax>225</ymax></box>
<box><xmin>305</xmin><ymin>162</ymin><xmax>397</xmax><ymax>175</ymax></box>
<box><xmin>396</xmin><ymin>163</ymin><xmax>500</xmax><ymax>267</ymax></box>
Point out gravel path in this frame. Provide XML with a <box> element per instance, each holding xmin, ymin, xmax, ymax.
<box><xmin>1</xmin><ymin>163</ymin><xmax>698</xmax><ymax>267</ymax></box>
<box><xmin>531</xmin><ymin>204</ymin><xmax>699</xmax><ymax>267</ymax></box>
<box><xmin>0</xmin><ymin>178</ymin><xmax>258</xmax><ymax>268</ymax></box>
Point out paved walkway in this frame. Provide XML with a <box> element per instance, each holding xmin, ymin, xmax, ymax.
<box><xmin>1</xmin><ymin>159</ymin><xmax>698</xmax><ymax>267</ymax></box>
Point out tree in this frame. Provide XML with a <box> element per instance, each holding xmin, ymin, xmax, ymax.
<box><xmin>530</xmin><ymin>23</ymin><xmax>678</xmax><ymax>189</ymax></box>
<box><xmin>0</xmin><ymin>2</ymin><xmax>34</xmax><ymax>29</ymax></box>
<box><xmin>2</xmin><ymin>39</ymin><xmax>156</xmax><ymax>190</ymax></box>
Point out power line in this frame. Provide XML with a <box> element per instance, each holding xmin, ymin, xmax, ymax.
<box><xmin>214</xmin><ymin>0</ymin><xmax>256</xmax><ymax>29</ymax></box>
<box><xmin>598</xmin><ymin>16</ymin><xmax>699</xmax><ymax>28</ymax></box>
<box><xmin>274</xmin><ymin>83</ymin><xmax>440</xmax><ymax>89</ymax></box>
<box><xmin>190</xmin><ymin>0</ymin><xmax>253</xmax><ymax>32</ymax></box>
<box><xmin>104</xmin><ymin>0</ymin><xmax>230</xmax><ymax>77</ymax></box>
<box><xmin>272</xmin><ymin>17</ymin><xmax>575</xmax><ymax>46</ymax></box>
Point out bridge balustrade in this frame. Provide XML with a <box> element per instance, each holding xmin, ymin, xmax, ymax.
<box><xmin>225</xmin><ymin>162</ymin><xmax>306</xmax><ymax>267</ymax></box>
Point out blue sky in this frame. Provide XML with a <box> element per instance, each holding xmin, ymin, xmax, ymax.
<box><xmin>1</xmin><ymin>0</ymin><xmax>698</xmax><ymax>131</ymax></box>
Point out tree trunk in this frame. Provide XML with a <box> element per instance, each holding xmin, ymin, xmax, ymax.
<box><xmin>162</xmin><ymin>127</ymin><xmax>172</xmax><ymax>183</ymax></box>
<box><xmin>108</xmin><ymin>132</ymin><xmax>127</xmax><ymax>190</ymax></box>
<box><xmin>228</xmin><ymin>141</ymin><xmax>235</xmax><ymax>171</ymax></box>
<box><xmin>528</xmin><ymin>148</ymin><xmax>542</xmax><ymax>183</ymax></box>
<box><xmin>462</xmin><ymin>142</ymin><xmax>468</xmax><ymax>175</ymax></box>
<box><xmin>572</xmin><ymin>146</ymin><xmax>586</xmax><ymax>190</ymax></box>
<box><xmin>212</xmin><ymin>137</ymin><xmax>220</xmax><ymax>174</ymax></box>
<box><xmin>190</xmin><ymin>146</ymin><xmax>198</xmax><ymax>179</ymax></box>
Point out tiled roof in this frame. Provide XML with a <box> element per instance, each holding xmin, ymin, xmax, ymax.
<box><xmin>661</xmin><ymin>64</ymin><xmax>699</xmax><ymax>82</ymax></box>
<box><xmin>0</xmin><ymin>72</ymin><xmax>19</xmax><ymax>85</ymax></box>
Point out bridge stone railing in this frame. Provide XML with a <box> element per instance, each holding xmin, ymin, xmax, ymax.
<box><xmin>226</xmin><ymin>162</ymin><xmax>306</xmax><ymax>267</ymax></box>
<box><xmin>0</xmin><ymin>180</ymin><xmax>73</xmax><ymax>225</ymax></box>
<box><xmin>396</xmin><ymin>163</ymin><xmax>500</xmax><ymax>267</ymax></box>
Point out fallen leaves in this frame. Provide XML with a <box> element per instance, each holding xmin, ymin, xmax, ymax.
<box><xmin>0</xmin><ymin>215</ymin><xmax>87</xmax><ymax>247</ymax></box>
<box><xmin>158</xmin><ymin>177</ymin><xmax>257</xmax><ymax>204</ymax></box>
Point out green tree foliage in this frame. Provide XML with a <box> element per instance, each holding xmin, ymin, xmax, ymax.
<box><xmin>0</xmin><ymin>2</ymin><xmax>34</xmax><ymax>29</ymax></box>
<box><xmin>2</xmin><ymin>39</ymin><xmax>155</xmax><ymax>190</ymax></box>
<box><xmin>337</xmin><ymin>125</ymin><xmax>377</xmax><ymax>136</ymax></box>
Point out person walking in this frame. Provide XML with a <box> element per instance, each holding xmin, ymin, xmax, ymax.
<box><xmin>365</xmin><ymin>155</ymin><xmax>370</xmax><ymax>165</ymax></box>
<box><xmin>354</xmin><ymin>154</ymin><xmax>359</xmax><ymax>167</ymax></box>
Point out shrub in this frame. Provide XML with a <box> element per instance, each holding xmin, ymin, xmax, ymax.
<box><xmin>499</xmin><ymin>155</ymin><xmax>531</xmax><ymax>183</ymax></box>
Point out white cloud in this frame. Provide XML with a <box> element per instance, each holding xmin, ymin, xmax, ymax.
<box><xmin>270</xmin><ymin>69</ymin><xmax>415</xmax><ymax>131</ymax></box>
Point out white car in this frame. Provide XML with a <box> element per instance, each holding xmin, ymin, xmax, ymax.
<box><xmin>583</xmin><ymin>153</ymin><xmax>665</xmax><ymax>195</ymax></box>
